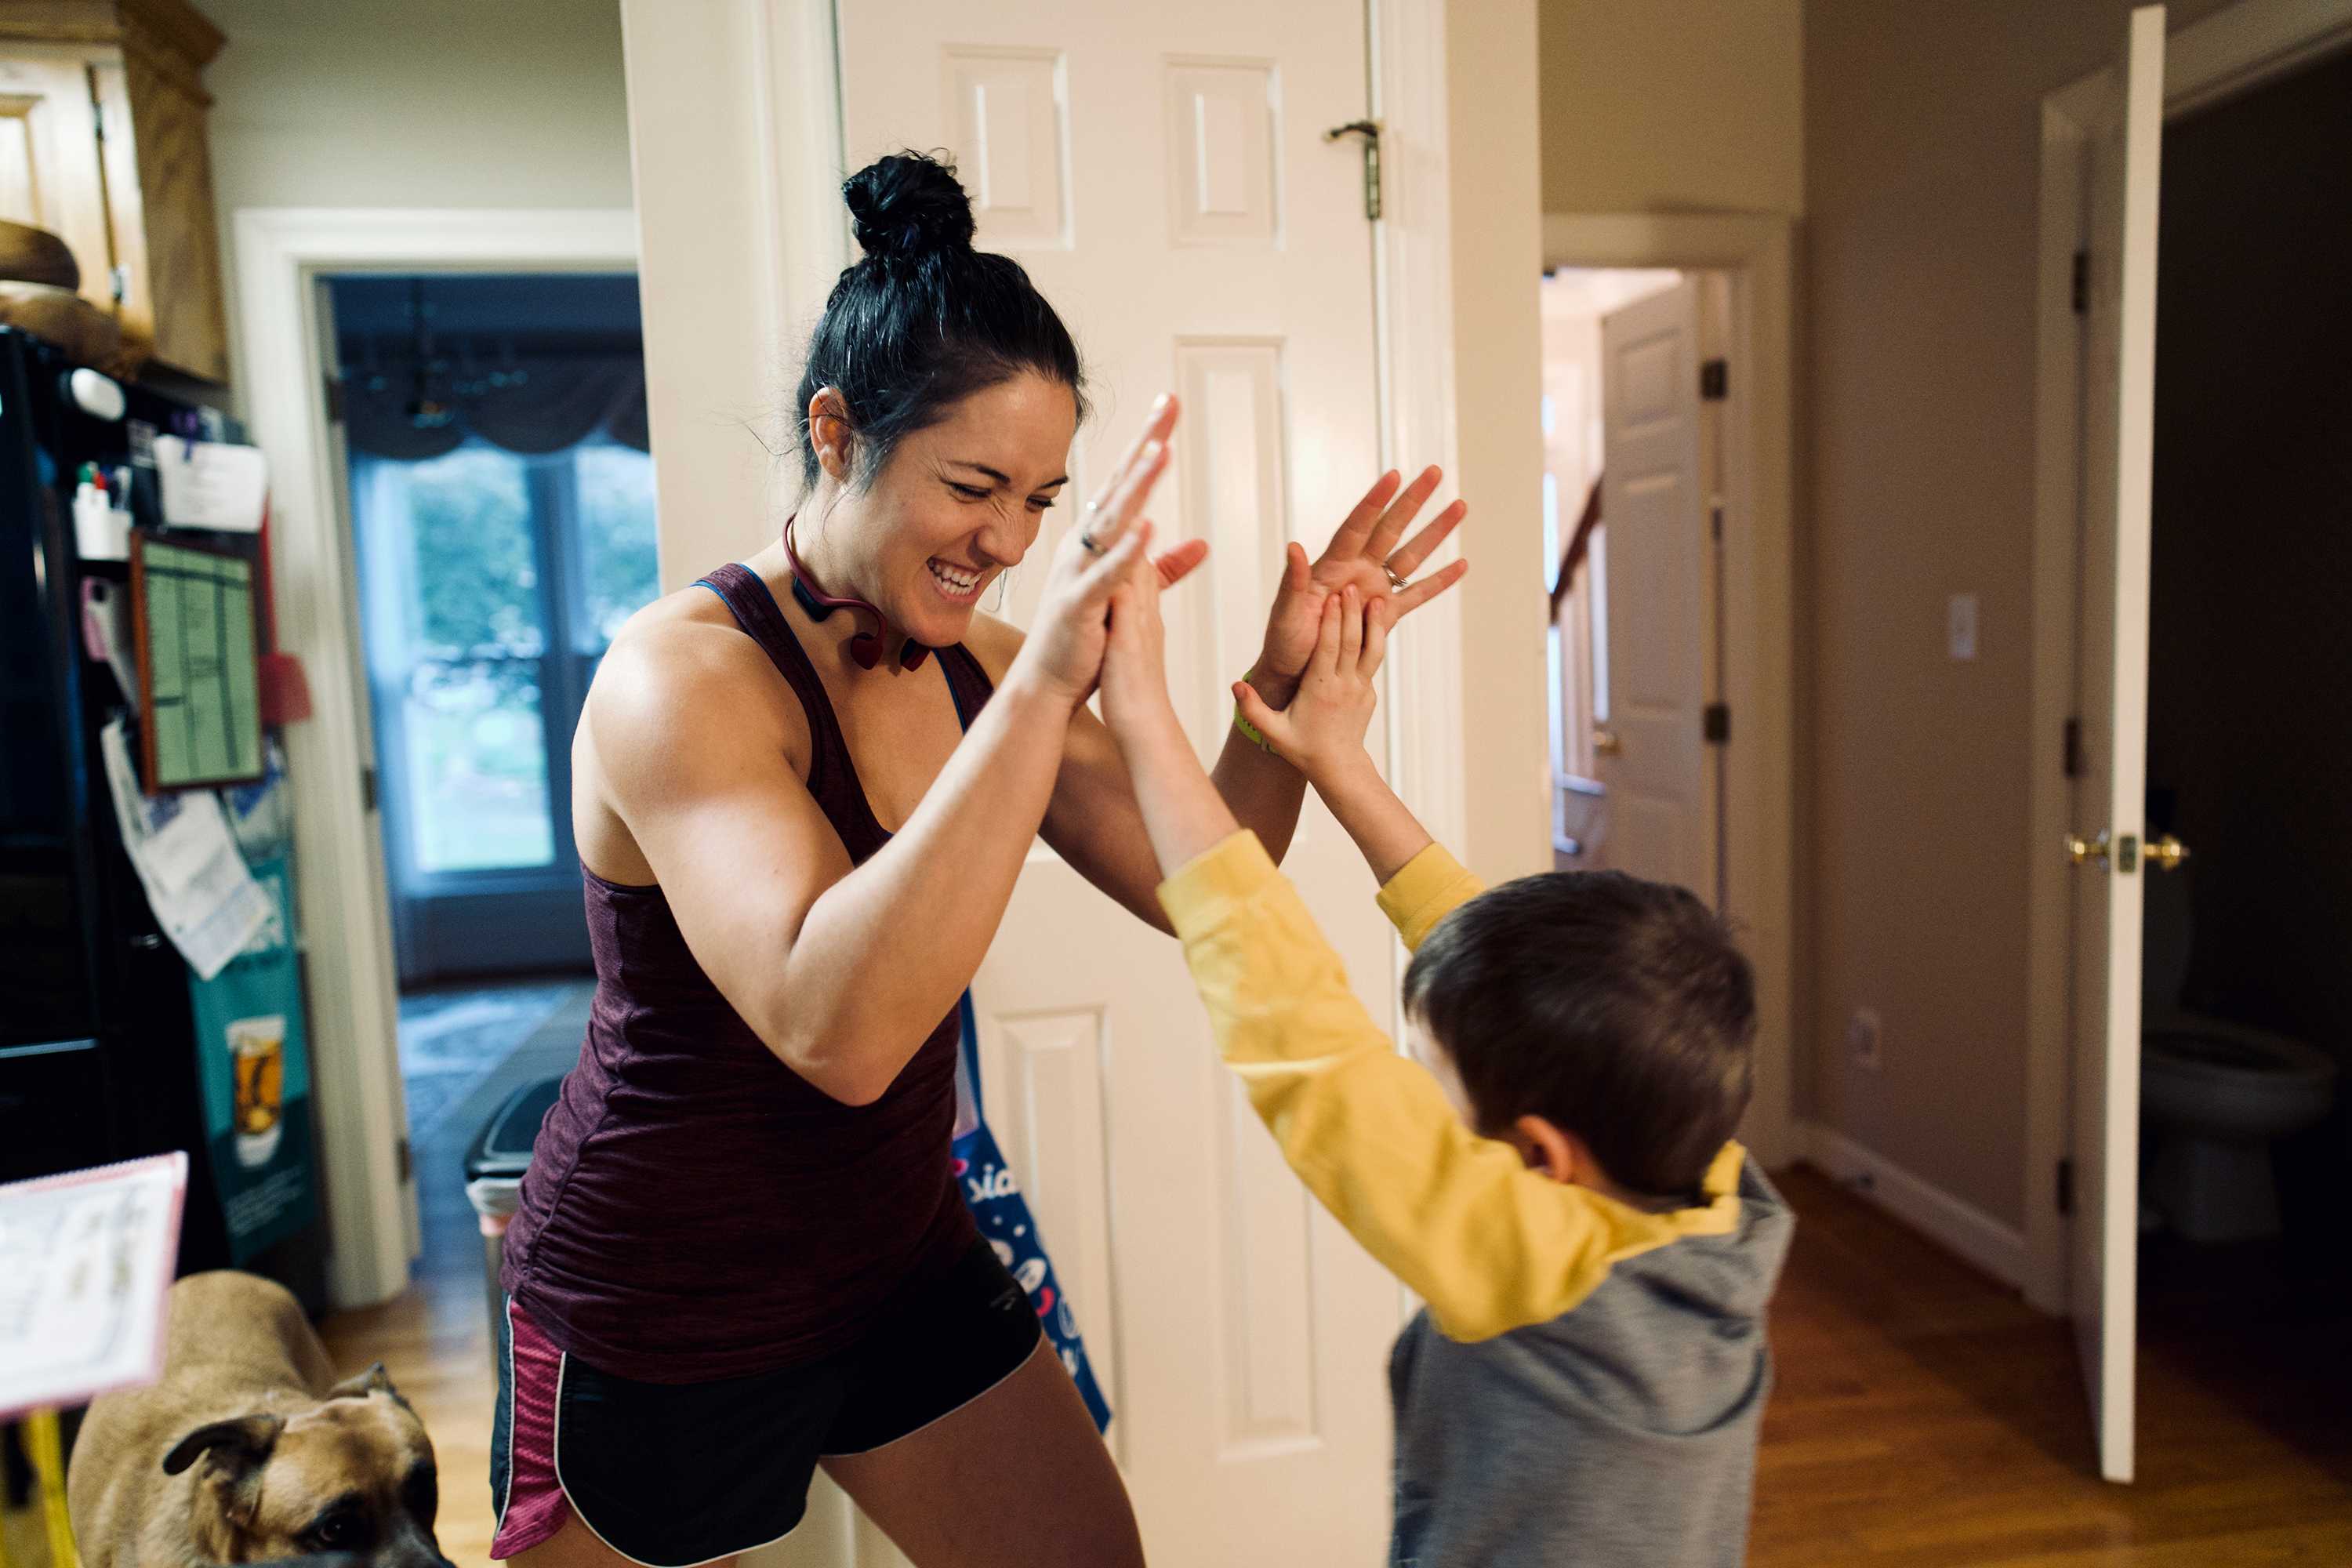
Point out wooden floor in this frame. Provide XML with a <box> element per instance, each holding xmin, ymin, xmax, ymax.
<box><xmin>178</xmin><ymin>1163</ymin><xmax>2352</xmax><ymax>1566</ymax></box>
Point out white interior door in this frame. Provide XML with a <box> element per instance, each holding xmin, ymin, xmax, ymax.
<box><xmin>310</xmin><ymin>278</ymin><xmax>421</xmax><ymax>1265</ymax></box>
<box><xmin>837</xmin><ymin>7</ymin><xmax>1396</xmax><ymax>1564</ymax></box>
<box><xmin>1593</xmin><ymin>279</ymin><xmax>1715</xmax><ymax>901</ymax></box>
<box><xmin>2067</xmin><ymin>3</ymin><xmax>2165</xmax><ymax>1488</ymax></box>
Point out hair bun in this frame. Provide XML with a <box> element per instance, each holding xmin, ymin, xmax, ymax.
<box><xmin>845</xmin><ymin>152</ymin><xmax>977</xmax><ymax>261</ymax></box>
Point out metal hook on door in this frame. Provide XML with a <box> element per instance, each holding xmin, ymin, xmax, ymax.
<box><xmin>1323</xmin><ymin>118</ymin><xmax>1383</xmax><ymax>220</ymax></box>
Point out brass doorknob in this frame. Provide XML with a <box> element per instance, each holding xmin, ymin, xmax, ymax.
<box><xmin>2065</xmin><ymin>830</ymin><xmax>2111</xmax><ymax>869</ymax></box>
<box><xmin>1593</xmin><ymin>729</ymin><xmax>1622</xmax><ymax>757</ymax></box>
<box><xmin>2145</xmin><ymin>834</ymin><xmax>2190</xmax><ymax>873</ymax></box>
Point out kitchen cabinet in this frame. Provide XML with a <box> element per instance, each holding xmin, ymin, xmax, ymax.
<box><xmin>0</xmin><ymin>0</ymin><xmax>228</xmax><ymax>382</ymax></box>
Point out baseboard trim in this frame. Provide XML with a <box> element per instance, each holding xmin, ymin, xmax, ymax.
<box><xmin>1795</xmin><ymin>1121</ymin><xmax>2029</xmax><ymax>1290</ymax></box>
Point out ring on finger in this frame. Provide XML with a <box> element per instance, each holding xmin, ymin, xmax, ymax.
<box><xmin>1079</xmin><ymin>528</ymin><xmax>1105</xmax><ymax>556</ymax></box>
<box><xmin>1382</xmin><ymin>557</ymin><xmax>1410</xmax><ymax>592</ymax></box>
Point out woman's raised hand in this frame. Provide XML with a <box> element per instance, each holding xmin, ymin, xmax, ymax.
<box><xmin>1014</xmin><ymin>395</ymin><xmax>1207</xmax><ymax>709</ymax></box>
<box><xmin>1251</xmin><ymin>466</ymin><xmax>1468</xmax><ymax>705</ymax></box>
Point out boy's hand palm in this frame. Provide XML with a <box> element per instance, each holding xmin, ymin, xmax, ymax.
<box><xmin>1237</xmin><ymin>587</ymin><xmax>1388</xmax><ymax>775</ymax></box>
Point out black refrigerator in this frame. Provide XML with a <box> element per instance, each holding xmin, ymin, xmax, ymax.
<box><xmin>0</xmin><ymin>326</ymin><xmax>326</xmax><ymax>1312</ymax></box>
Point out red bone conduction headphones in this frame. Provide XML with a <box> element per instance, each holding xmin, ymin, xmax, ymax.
<box><xmin>782</xmin><ymin>514</ymin><xmax>931</xmax><ymax>671</ymax></box>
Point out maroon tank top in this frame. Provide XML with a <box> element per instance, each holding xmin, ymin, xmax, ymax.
<box><xmin>501</xmin><ymin>562</ymin><xmax>993</xmax><ymax>1383</ymax></box>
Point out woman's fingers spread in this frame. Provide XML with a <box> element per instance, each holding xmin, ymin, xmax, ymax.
<box><xmin>1324</xmin><ymin>470</ymin><xmax>1403</xmax><ymax>559</ymax></box>
<box><xmin>1083</xmin><ymin>438</ymin><xmax>1167</xmax><ymax>552</ymax></box>
<box><xmin>1384</xmin><ymin>499</ymin><xmax>1468</xmax><ymax>579</ymax></box>
<box><xmin>1390</xmin><ymin>557</ymin><xmax>1469</xmax><ymax>619</ymax></box>
<box><xmin>1366</xmin><ymin>466</ymin><xmax>1443</xmax><ymax>559</ymax></box>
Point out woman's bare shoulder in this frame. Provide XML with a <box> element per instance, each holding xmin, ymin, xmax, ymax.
<box><xmin>587</xmin><ymin>583</ymin><xmax>808</xmax><ymax>785</ymax></box>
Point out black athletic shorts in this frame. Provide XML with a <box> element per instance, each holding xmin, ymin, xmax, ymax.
<box><xmin>490</xmin><ymin>1236</ymin><xmax>1040</xmax><ymax>1566</ymax></box>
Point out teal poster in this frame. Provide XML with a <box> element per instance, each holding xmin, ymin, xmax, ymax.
<box><xmin>187</xmin><ymin>854</ymin><xmax>318</xmax><ymax>1262</ymax></box>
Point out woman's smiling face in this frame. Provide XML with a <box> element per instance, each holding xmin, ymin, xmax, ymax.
<box><xmin>819</xmin><ymin>372</ymin><xmax>1080</xmax><ymax>648</ymax></box>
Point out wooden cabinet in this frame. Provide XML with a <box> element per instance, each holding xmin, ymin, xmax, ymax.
<box><xmin>0</xmin><ymin>1</ymin><xmax>228</xmax><ymax>382</ymax></box>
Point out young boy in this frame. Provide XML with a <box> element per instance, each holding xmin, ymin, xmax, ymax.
<box><xmin>1097</xmin><ymin>578</ymin><xmax>1793</xmax><ymax>1568</ymax></box>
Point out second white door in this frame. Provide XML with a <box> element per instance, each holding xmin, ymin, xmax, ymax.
<box><xmin>1594</xmin><ymin>278</ymin><xmax>1718</xmax><ymax>902</ymax></box>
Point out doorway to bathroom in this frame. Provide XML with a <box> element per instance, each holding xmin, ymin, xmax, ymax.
<box><xmin>2132</xmin><ymin>37</ymin><xmax>2350</xmax><ymax>1459</ymax></box>
<box><xmin>2024</xmin><ymin>7</ymin><xmax>2352</xmax><ymax>1484</ymax></box>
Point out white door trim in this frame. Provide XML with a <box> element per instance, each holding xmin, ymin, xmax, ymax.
<box><xmin>229</xmin><ymin>205</ymin><xmax>640</xmax><ymax>1309</ymax></box>
<box><xmin>2021</xmin><ymin>0</ymin><xmax>2352</xmax><ymax>1316</ymax></box>
<box><xmin>1371</xmin><ymin>0</ymin><xmax>1468</xmax><ymax>862</ymax></box>
<box><xmin>1534</xmin><ymin>212</ymin><xmax>1796</xmax><ymax>1172</ymax></box>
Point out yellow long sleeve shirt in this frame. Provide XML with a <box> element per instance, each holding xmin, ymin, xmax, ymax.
<box><xmin>1156</xmin><ymin>830</ymin><xmax>1748</xmax><ymax>1342</ymax></box>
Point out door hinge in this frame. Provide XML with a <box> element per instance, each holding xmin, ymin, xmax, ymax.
<box><xmin>360</xmin><ymin>764</ymin><xmax>377</xmax><ymax>813</ymax></box>
<box><xmin>397</xmin><ymin>1137</ymin><xmax>413</xmax><ymax>1184</ymax></box>
<box><xmin>2056</xmin><ymin>1157</ymin><xmax>2074</xmax><ymax>1216</ymax></box>
<box><xmin>110</xmin><ymin>264</ymin><xmax>129</xmax><ymax>305</ymax></box>
<box><xmin>2063</xmin><ymin>717</ymin><xmax>2084</xmax><ymax>779</ymax></box>
<box><xmin>323</xmin><ymin>374</ymin><xmax>347</xmax><ymax>423</ymax></box>
<box><xmin>1703</xmin><ymin>702</ymin><xmax>1730</xmax><ymax>744</ymax></box>
<box><xmin>1700</xmin><ymin>358</ymin><xmax>1729</xmax><ymax>401</ymax></box>
<box><xmin>1323</xmin><ymin>118</ymin><xmax>1382</xmax><ymax>221</ymax></box>
<box><xmin>2071</xmin><ymin>249</ymin><xmax>2089</xmax><ymax>314</ymax></box>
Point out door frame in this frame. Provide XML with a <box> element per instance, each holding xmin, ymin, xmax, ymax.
<box><xmin>1534</xmin><ymin>213</ymin><xmax>1797</xmax><ymax>1171</ymax></box>
<box><xmin>230</xmin><ymin>205</ymin><xmax>639</xmax><ymax>1308</ymax></box>
<box><xmin>2021</xmin><ymin>0</ymin><xmax>2352</xmax><ymax>1316</ymax></box>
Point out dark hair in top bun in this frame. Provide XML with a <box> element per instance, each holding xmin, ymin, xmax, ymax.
<box><xmin>796</xmin><ymin>151</ymin><xmax>1083</xmax><ymax>489</ymax></box>
<box><xmin>844</xmin><ymin>152</ymin><xmax>977</xmax><ymax>260</ymax></box>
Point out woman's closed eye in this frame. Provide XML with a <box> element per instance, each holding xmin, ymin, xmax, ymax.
<box><xmin>946</xmin><ymin>480</ymin><xmax>1058</xmax><ymax>514</ymax></box>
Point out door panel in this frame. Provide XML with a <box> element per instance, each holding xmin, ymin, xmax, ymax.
<box><xmin>839</xmin><ymin>4</ymin><xmax>1393</xmax><ymax>1562</ymax></box>
<box><xmin>1595</xmin><ymin>279</ymin><xmax>1715</xmax><ymax>901</ymax></box>
<box><xmin>2068</xmin><ymin>3</ymin><xmax>2165</xmax><ymax>1487</ymax></box>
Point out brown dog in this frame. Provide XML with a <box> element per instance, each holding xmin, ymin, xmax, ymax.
<box><xmin>67</xmin><ymin>1271</ymin><xmax>454</xmax><ymax>1568</ymax></box>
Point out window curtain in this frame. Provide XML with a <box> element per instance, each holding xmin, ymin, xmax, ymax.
<box><xmin>343</xmin><ymin>354</ymin><xmax>649</xmax><ymax>463</ymax></box>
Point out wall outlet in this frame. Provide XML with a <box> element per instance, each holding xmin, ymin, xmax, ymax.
<box><xmin>1847</xmin><ymin>1007</ymin><xmax>1884</xmax><ymax>1073</ymax></box>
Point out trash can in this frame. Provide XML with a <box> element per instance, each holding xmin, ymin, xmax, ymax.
<box><xmin>463</xmin><ymin>1076</ymin><xmax>563</xmax><ymax>1346</ymax></box>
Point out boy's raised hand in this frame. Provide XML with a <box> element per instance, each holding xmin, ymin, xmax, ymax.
<box><xmin>1233</xmin><ymin>586</ymin><xmax>1389</xmax><ymax>785</ymax></box>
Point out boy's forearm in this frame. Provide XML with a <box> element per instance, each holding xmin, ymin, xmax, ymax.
<box><xmin>1308</xmin><ymin>753</ymin><xmax>1434</xmax><ymax>886</ymax></box>
<box><xmin>1117</xmin><ymin>702</ymin><xmax>1243</xmax><ymax>875</ymax></box>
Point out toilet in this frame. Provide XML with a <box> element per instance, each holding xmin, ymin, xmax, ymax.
<box><xmin>2140</xmin><ymin>869</ymin><xmax>2337</xmax><ymax>1243</ymax></box>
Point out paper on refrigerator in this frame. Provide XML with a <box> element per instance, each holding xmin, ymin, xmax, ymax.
<box><xmin>0</xmin><ymin>1152</ymin><xmax>188</xmax><ymax>1419</ymax></box>
<box><xmin>101</xmin><ymin>716</ymin><xmax>271</xmax><ymax>979</ymax></box>
<box><xmin>152</xmin><ymin>435</ymin><xmax>269</xmax><ymax>533</ymax></box>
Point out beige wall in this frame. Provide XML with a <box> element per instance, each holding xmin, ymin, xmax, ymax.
<box><xmin>1540</xmin><ymin>0</ymin><xmax>1804</xmax><ymax>216</ymax></box>
<box><xmin>1451</xmin><ymin>0</ymin><xmax>1553</xmax><ymax>887</ymax></box>
<box><xmin>1803</xmin><ymin>0</ymin><xmax>2235</xmax><ymax>1229</ymax></box>
<box><xmin>194</xmin><ymin>0</ymin><xmax>633</xmax><ymax>216</ymax></box>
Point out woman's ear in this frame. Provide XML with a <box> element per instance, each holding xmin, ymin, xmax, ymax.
<box><xmin>807</xmin><ymin>388</ymin><xmax>855</xmax><ymax>481</ymax></box>
<box><xmin>1508</xmin><ymin>1115</ymin><xmax>1578</xmax><ymax>1184</ymax></box>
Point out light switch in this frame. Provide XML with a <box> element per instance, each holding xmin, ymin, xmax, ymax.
<box><xmin>1947</xmin><ymin>593</ymin><xmax>1979</xmax><ymax>662</ymax></box>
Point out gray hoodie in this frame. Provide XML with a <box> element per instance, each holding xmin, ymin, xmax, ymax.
<box><xmin>1385</xmin><ymin>1161</ymin><xmax>1794</xmax><ymax>1568</ymax></box>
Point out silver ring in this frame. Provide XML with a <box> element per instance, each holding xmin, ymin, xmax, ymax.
<box><xmin>1383</xmin><ymin>558</ymin><xmax>1410</xmax><ymax>592</ymax></box>
<box><xmin>1079</xmin><ymin>528</ymin><xmax>1105</xmax><ymax>556</ymax></box>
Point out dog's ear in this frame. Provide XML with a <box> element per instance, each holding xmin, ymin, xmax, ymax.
<box><xmin>162</xmin><ymin>1413</ymin><xmax>283</xmax><ymax>1478</ymax></box>
<box><xmin>326</xmin><ymin>1361</ymin><xmax>402</xmax><ymax>1403</ymax></box>
<box><xmin>167</xmin><ymin>1413</ymin><xmax>282</xmax><ymax>1561</ymax></box>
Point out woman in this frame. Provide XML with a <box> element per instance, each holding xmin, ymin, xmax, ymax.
<box><xmin>489</xmin><ymin>152</ymin><xmax>1468</xmax><ymax>1568</ymax></box>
